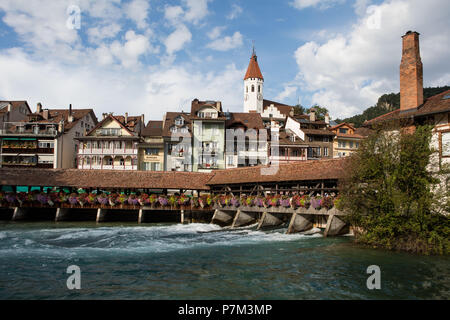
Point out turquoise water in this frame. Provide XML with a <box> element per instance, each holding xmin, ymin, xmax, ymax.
<box><xmin>0</xmin><ymin>221</ymin><xmax>448</xmax><ymax>299</ymax></box>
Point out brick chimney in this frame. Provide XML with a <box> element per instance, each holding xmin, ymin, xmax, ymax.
<box><xmin>400</xmin><ymin>31</ymin><xmax>423</xmax><ymax>111</ymax></box>
<box><xmin>43</xmin><ymin>109</ymin><xmax>49</xmax><ymax>120</ymax></box>
<box><xmin>309</xmin><ymin>109</ymin><xmax>316</xmax><ymax>122</ymax></box>
<box><xmin>68</xmin><ymin>104</ymin><xmax>74</xmax><ymax>123</ymax></box>
<box><xmin>37</xmin><ymin>102</ymin><xmax>42</xmax><ymax>113</ymax></box>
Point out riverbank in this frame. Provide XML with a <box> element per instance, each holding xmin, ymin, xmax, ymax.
<box><xmin>0</xmin><ymin>221</ymin><xmax>448</xmax><ymax>299</ymax></box>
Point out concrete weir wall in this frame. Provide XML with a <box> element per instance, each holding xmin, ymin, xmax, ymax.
<box><xmin>257</xmin><ymin>212</ymin><xmax>284</xmax><ymax>230</ymax></box>
<box><xmin>231</xmin><ymin>210</ymin><xmax>258</xmax><ymax>228</ymax></box>
<box><xmin>324</xmin><ymin>214</ymin><xmax>349</xmax><ymax>237</ymax></box>
<box><xmin>211</xmin><ymin>209</ymin><xmax>235</xmax><ymax>226</ymax></box>
<box><xmin>287</xmin><ymin>213</ymin><xmax>313</xmax><ymax>234</ymax></box>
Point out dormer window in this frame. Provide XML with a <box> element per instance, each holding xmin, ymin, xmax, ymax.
<box><xmin>180</xmin><ymin>127</ymin><xmax>188</xmax><ymax>133</ymax></box>
<box><xmin>290</xmin><ymin>135</ymin><xmax>295</xmax><ymax>142</ymax></box>
<box><xmin>175</xmin><ymin>117</ymin><xmax>184</xmax><ymax>126</ymax></box>
<box><xmin>170</xmin><ymin>126</ymin><xmax>177</xmax><ymax>133</ymax></box>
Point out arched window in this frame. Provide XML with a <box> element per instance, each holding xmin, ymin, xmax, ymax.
<box><xmin>120</xmin><ymin>158</ymin><xmax>125</xmax><ymax>166</ymax></box>
<box><xmin>251</xmin><ymin>85</ymin><xmax>255</xmax><ymax>92</ymax></box>
<box><xmin>258</xmin><ymin>85</ymin><xmax>261</xmax><ymax>93</ymax></box>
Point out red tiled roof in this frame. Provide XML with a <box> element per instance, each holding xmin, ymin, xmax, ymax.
<box><xmin>27</xmin><ymin>109</ymin><xmax>97</xmax><ymax>132</ymax></box>
<box><xmin>225</xmin><ymin>112</ymin><xmax>265</xmax><ymax>130</ymax></box>
<box><xmin>0</xmin><ymin>169</ymin><xmax>213</xmax><ymax>190</ymax></box>
<box><xmin>86</xmin><ymin>114</ymin><xmax>140</xmax><ymax>136</ymax></box>
<box><xmin>263</xmin><ymin>99</ymin><xmax>294</xmax><ymax>117</ymax></box>
<box><xmin>244</xmin><ymin>54</ymin><xmax>263</xmax><ymax>80</ymax></box>
<box><xmin>0</xmin><ymin>101</ymin><xmax>31</xmax><ymax>115</ymax></box>
<box><xmin>162</xmin><ymin>112</ymin><xmax>192</xmax><ymax>138</ymax></box>
<box><xmin>364</xmin><ymin>89</ymin><xmax>450</xmax><ymax>126</ymax></box>
<box><xmin>142</xmin><ymin>121</ymin><xmax>163</xmax><ymax>137</ymax></box>
<box><xmin>206</xmin><ymin>158</ymin><xmax>350</xmax><ymax>185</ymax></box>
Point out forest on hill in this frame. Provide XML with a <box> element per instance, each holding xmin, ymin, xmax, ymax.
<box><xmin>334</xmin><ymin>86</ymin><xmax>450</xmax><ymax>127</ymax></box>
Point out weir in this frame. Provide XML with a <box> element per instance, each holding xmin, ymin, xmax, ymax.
<box><xmin>0</xmin><ymin>159</ymin><xmax>350</xmax><ymax>235</ymax></box>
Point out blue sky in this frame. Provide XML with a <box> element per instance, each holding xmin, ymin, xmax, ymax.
<box><xmin>0</xmin><ymin>0</ymin><xmax>449</xmax><ymax>121</ymax></box>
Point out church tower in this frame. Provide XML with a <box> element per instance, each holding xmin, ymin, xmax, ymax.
<box><xmin>244</xmin><ymin>49</ymin><xmax>264</xmax><ymax>113</ymax></box>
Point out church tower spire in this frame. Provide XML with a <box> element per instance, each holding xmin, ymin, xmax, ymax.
<box><xmin>244</xmin><ymin>48</ymin><xmax>264</xmax><ymax>113</ymax></box>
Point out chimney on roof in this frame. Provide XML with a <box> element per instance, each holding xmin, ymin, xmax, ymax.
<box><xmin>43</xmin><ymin>109</ymin><xmax>49</xmax><ymax>120</ymax></box>
<box><xmin>68</xmin><ymin>104</ymin><xmax>74</xmax><ymax>123</ymax></box>
<box><xmin>102</xmin><ymin>113</ymin><xmax>108</xmax><ymax>119</ymax></box>
<box><xmin>7</xmin><ymin>103</ymin><xmax>12</xmax><ymax>112</ymax></box>
<box><xmin>125</xmin><ymin>112</ymin><xmax>128</xmax><ymax>123</ymax></box>
<box><xmin>400</xmin><ymin>31</ymin><xmax>423</xmax><ymax>111</ymax></box>
<box><xmin>37</xmin><ymin>102</ymin><xmax>42</xmax><ymax>113</ymax></box>
<box><xmin>309</xmin><ymin>109</ymin><xmax>316</xmax><ymax>122</ymax></box>
<box><xmin>324</xmin><ymin>113</ymin><xmax>330</xmax><ymax>125</ymax></box>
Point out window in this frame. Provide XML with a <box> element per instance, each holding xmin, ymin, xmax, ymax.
<box><xmin>251</xmin><ymin>85</ymin><xmax>255</xmax><ymax>92</ymax></box>
<box><xmin>324</xmin><ymin>147</ymin><xmax>329</xmax><ymax>157</ymax></box>
<box><xmin>356</xmin><ymin>142</ymin><xmax>360</xmax><ymax>148</ymax></box>
<box><xmin>246</xmin><ymin>86</ymin><xmax>248</xmax><ymax>93</ymax></box>
<box><xmin>227</xmin><ymin>156</ymin><xmax>234</xmax><ymax>165</ymax></box>
<box><xmin>258</xmin><ymin>85</ymin><xmax>261</xmax><ymax>93</ymax></box>
<box><xmin>120</xmin><ymin>158</ymin><xmax>125</xmax><ymax>165</ymax></box>
<box><xmin>349</xmin><ymin>141</ymin><xmax>354</xmax><ymax>148</ymax></box>
<box><xmin>307</xmin><ymin>147</ymin><xmax>321</xmax><ymax>158</ymax></box>
<box><xmin>339</xmin><ymin>128</ymin><xmax>348</xmax><ymax>134</ymax></box>
<box><xmin>442</xmin><ymin>132</ymin><xmax>450</xmax><ymax>157</ymax></box>
<box><xmin>175</xmin><ymin>117</ymin><xmax>184</xmax><ymax>125</ymax></box>
<box><xmin>308</xmin><ymin>136</ymin><xmax>313</xmax><ymax>142</ymax></box>
<box><xmin>145</xmin><ymin>148</ymin><xmax>159</xmax><ymax>155</ymax></box>
<box><xmin>290</xmin><ymin>135</ymin><xmax>295</xmax><ymax>142</ymax></box>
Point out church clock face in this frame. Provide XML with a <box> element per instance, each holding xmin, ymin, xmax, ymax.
<box><xmin>257</xmin><ymin>93</ymin><xmax>262</xmax><ymax>101</ymax></box>
<box><xmin>244</xmin><ymin>94</ymin><xmax>249</xmax><ymax>101</ymax></box>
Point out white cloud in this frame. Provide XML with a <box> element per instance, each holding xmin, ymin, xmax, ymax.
<box><xmin>207</xmin><ymin>31</ymin><xmax>243</xmax><ymax>51</ymax></box>
<box><xmin>275</xmin><ymin>86</ymin><xmax>298</xmax><ymax>102</ymax></box>
<box><xmin>291</xmin><ymin>0</ymin><xmax>450</xmax><ymax>118</ymax></box>
<box><xmin>0</xmin><ymin>48</ymin><xmax>245</xmax><ymax>120</ymax></box>
<box><xmin>290</xmin><ymin>0</ymin><xmax>345</xmax><ymax>10</ymax></box>
<box><xmin>354</xmin><ymin>0</ymin><xmax>372</xmax><ymax>16</ymax></box>
<box><xmin>227</xmin><ymin>4</ymin><xmax>243</xmax><ymax>20</ymax></box>
<box><xmin>207</xmin><ymin>26</ymin><xmax>226</xmax><ymax>40</ymax></box>
<box><xmin>183</xmin><ymin>0</ymin><xmax>210</xmax><ymax>23</ymax></box>
<box><xmin>87</xmin><ymin>24</ymin><xmax>122</xmax><ymax>44</ymax></box>
<box><xmin>164</xmin><ymin>24</ymin><xmax>192</xmax><ymax>55</ymax></box>
<box><xmin>124</xmin><ymin>0</ymin><xmax>150</xmax><ymax>29</ymax></box>
<box><xmin>164</xmin><ymin>5</ymin><xmax>184</xmax><ymax>24</ymax></box>
<box><xmin>109</xmin><ymin>30</ymin><xmax>152</xmax><ymax>67</ymax></box>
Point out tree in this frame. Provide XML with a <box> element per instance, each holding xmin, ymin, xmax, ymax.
<box><xmin>339</xmin><ymin>124</ymin><xmax>450</xmax><ymax>255</ymax></box>
<box><xmin>293</xmin><ymin>104</ymin><xmax>306</xmax><ymax>116</ymax></box>
<box><xmin>307</xmin><ymin>105</ymin><xmax>329</xmax><ymax>121</ymax></box>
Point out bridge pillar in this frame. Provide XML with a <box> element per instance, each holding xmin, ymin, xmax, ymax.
<box><xmin>324</xmin><ymin>214</ymin><xmax>349</xmax><ymax>237</ymax></box>
<box><xmin>231</xmin><ymin>210</ymin><xmax>257</xmax><ymax>228</ymax></box>
<box><xmin>138</xmin><ymin>209</ymin><xmax>144</xmax><ymax>224</ymax></box>
<box><xmin>55</xmin><ymin>208</ymin><xmax>70</xmax><ymax>222</ymax></box>
<box><xmin>211</xmin><ymin>209</ymin><xmax>234</xmax><ymax>226</ymax></box>
<box><xmin>96</xmin><ymin>208</ymin><xmax>107</xmax><ymax>223</ymax></box>
<box><xmin>257</xmin><ymin>212</ymin><xmax>283</xmax><ymax>230</ymax></box>
<box><xmin>286</xmin><ymin>213</ymin><xmax>313</xmax><ymax>234</ymax></box>
<box><xmin>12</xmin><ymin>207</ymin><xmax>28</xmax><ymax>221</ymax></box>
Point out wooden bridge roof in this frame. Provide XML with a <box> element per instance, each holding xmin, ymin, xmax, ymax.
<box><xmin>0</xmin><ymin>158</ymin><xmax>350</xmax><ymax>190</ymax></box>
<box><xmin>0</xmin><ymin>169</ymin><xmax>213</xmax><ymax>190</ymax></box>
<box><xmin>205</xmin><ymin>158</ymin><xmax>350</xmax><ymax>186</ymax></box>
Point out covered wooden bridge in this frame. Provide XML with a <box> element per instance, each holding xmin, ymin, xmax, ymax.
<box><xmin>0</xmin><ymin>158</ymin><xmax>351</xmax><ymax>236</ymax></box>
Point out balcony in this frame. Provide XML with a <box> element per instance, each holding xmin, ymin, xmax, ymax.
<box><xmin>77</xmin><ymin>164</ymin><xmax>136</xmax><ymax>170</ymax></box>
<box><xmin>78</xmin><ymin>148</ymin><xmax>138</xmax><ymax>155</ymax></box>
<box><xmin>0</xmin><ymin>122</ymin><xmax>59</xmax><ymax>137</ymax></box>
<box><xmin>2</xmin><ymin>147</ymin><xmax>54</xmax><ymax>154</ymax></box>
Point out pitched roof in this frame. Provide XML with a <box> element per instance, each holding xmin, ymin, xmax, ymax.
<box><xmin>0</xmin><ymin>101</ymin><xmax>31</xmax><ymax>115</ymax></box>
<box><xmin>364</xmin><ymin>89</ymin><xmax>450</xmax><ymax>126</ymax></box>
<box><xmin>142</xmin><ymin>121</ymin><xmax>163</xmax><ymax>137</ymax></box>
<box><xmin>190</xmin><ymin>99</ymin><xmax>223</xmax><ymax>116</ymax></box>
<box><xmin>206</xmin><ymin>158</ymin><xmax>350</xmax><ymax>185</ymax></box>
<box><xmin>244</xmin><ymin>54</ymin><xmax>264</xmax><ymax>80</ymax></box>
<box><xmin>162</xmin><ymin>112</ymin><xmax>192</xmax><ymax>138</ymax></box>
<box><xmin>329</xmin><ymin>122</ymin><xmax>356</xmax><ymax>131</ymax></box>
<box><xmin>27</xmin><ymin>108</ymin><xmax>97</xmax><ymax>132</ymax></box>
<box><xmin>86</xmin><ymin>114</ymin><xmax>140</xmax><ymax>136</ymax></box>
<box><xmin>302</xmin><ymin>128</ymin><xmax>335</xmax><ymax>136</ymax></box>
<box><xmin>0</xmin><ymin>168</ymin><xmax>212</xmax><ymax>190</ymax></box>
<box><xmin>225</xmin><ymin>112</ymin><xmax>265</xmax><ymax>130</ymax></box>
<box><xmin>263</xmin><ymin>99</ymin><xmax>294</xmax><ymax>117</ymax></box>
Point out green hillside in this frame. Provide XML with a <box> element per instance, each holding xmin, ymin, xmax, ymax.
<box><xmin>335</xmin><ymin>86</ymin><xmax>450</xmax><ymax>127</ymax></box>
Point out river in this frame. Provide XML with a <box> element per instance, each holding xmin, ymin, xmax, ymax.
<box><xmin>0</xmin><ymin>221</ymin><xmax>448</xmax><ymax>299</ymax></box>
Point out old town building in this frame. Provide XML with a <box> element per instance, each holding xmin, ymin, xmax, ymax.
<box><xmin>76</xmin><ymin>113</ymin><xmax>143</xmax><ymax>170</ymax></box>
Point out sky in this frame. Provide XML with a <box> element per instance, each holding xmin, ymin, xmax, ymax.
<box><xmin>0</xmin><ymin>0</ymin><xmax>449</xmax><ymax>122</ymax></box>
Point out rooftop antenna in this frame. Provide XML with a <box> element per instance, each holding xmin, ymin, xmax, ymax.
<box><xmin>252</xmin><ymin>40</ymin><xmax>256</xmax><ymax>56</ymax></box>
